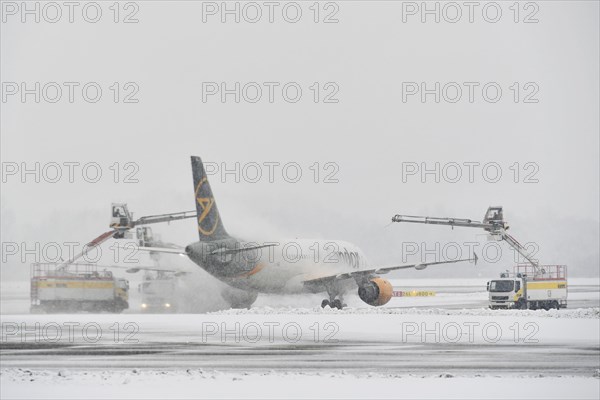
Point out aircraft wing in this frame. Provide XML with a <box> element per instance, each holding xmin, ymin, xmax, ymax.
<box><xmin>303</xmin><ymin>253</ymin><xmax>477</xmax><ymax>290</ymax></box>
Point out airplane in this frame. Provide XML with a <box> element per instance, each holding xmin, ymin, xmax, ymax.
<box><xmin>138</xmin><ymin>156</ymin><xmax>477</xmax><ymax>309</ymax></box>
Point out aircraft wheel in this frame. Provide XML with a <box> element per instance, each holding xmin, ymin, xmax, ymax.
<box><xmin>331</xmin><ymin>299</ymin><xmax>343</xmax><ymax>309</ymax></box>
<box><xmin>321</xmin><ymin>299</ymin><xmax>330</xmax><ymax>308</ymax></box>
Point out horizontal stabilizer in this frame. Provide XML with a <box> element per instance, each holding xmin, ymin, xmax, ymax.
<box><xmin>118</xmin><ymin>244</ymin><xmax>187</xmax><ymax>256</ymax></box>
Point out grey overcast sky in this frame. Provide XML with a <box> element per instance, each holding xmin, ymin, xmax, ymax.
<box><xmin>1</xmin><ymin>1</ymin><xmax>598</xmax><ymax>281</ymax></box>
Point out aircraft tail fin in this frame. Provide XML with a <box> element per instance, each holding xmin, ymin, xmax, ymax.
<box><xmin>191</xmin><ymin>156</ymin><xmax>229</xmax><ymax>241</ymax></box>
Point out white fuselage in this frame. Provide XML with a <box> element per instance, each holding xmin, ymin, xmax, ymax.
<box><xmin>220</xmin><ymin>239</ymin><xmax>368</xmax><ymax>294</ymax></box>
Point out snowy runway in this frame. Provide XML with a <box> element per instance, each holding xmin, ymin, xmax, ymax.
<box><xmin>2</xmin><ymin>335</ymin><xmax>598</xmax><ymax>376</ymax></box>
<box><xmin>2</xmin><ymin>281</ymin><xmax>599</xmax><ymax>399</ymax></box>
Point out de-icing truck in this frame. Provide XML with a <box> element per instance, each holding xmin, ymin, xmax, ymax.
<box><xmin>30</xmin><ymin>263</ymin><xmax>129</xmax><ymax>313</ymax></box>
<box><xmin>391</xmin><ymin>207</ymin><xmax>569</xmax><ymax>311</ymax></box>
<box><xmin>487</xmin><ymin>264</ymin><xmax>567</xmax><ymax>310</ymax></box>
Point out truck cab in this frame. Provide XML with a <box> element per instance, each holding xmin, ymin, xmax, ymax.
<box><xmin>139</xmin><ymin>275</ymin><xmax>178</xmax><ymax>313</ymax></box>
<box><xmin>487</xmin><ymin>276</ymin><xmax>522</xmax><ymax>309</ymax></box>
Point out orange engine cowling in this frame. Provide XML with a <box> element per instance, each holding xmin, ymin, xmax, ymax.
<box><xmin>358</xmin><ymin>278</ymin><xmax>393</xmax><ymax>306</ymax></box>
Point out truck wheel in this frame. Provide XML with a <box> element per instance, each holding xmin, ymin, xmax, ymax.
<box><xmin>551</xmin><ymin>301</ymin><xmax>560</xmax><ymax>309</ymax></box>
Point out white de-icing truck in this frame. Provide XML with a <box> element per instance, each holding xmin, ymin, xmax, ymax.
<box><xmin>30</xmin><ymin>263</ymin><xmax>129</xmax><ymax>313</ymax></box>
<box><xmin>139</xmin><ymin>271</ymin><xmax>181</xmax><ymax>313</ymax></box>
<box><xmin>487</xmin><ymin>264</ymin><xmax>567</xmax><ymax>310</ymax></box>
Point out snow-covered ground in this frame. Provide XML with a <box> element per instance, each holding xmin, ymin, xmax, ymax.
<box><xmin>2</xmin><ymin>308</ymin><xmax>599</xmax><ymax>399</ymax></box>
<box><xmin>1</xmin><ymin>279</ymin><xmax>599</xmax><ymax>399</ymax></box>
<box><xmin>2</xmin><ymin>370</ymin><xmax>599</xmax><ymax>400</ymax></box>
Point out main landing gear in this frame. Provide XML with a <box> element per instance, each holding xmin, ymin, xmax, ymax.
<box><xmin>321</xmin><ymin>287</ymin><xmax>347</xmax><ymax>309</ymax></box>
<box><xmin>321</xmin><ymin>298</ymin><xmax>345</xmax><ymax>309</ymax></box>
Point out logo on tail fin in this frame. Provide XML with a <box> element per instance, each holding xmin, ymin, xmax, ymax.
<box><xmin>195</xmin><ymin>177</ymin><xmax>220</xmax><ymax>236</ymax></box>
<box><xmin>191</xmin><ymin>155</ymin><xmax>228</xmax><ymax>240</ymax></box>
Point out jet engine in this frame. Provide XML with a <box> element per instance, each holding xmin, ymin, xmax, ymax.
<box><xmin>358</xmin><ymin>278</ymin><xmax>393</xmax><ymax>306</ymax></box>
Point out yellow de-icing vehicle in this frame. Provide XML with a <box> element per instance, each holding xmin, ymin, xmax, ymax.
<box><xmin>30</xmin><ymin>263</ymin><xmax>129</xmax><ymax>313</ymax></box>
<box><xmin>487</xmin><ymin>264</ymin><xmax>568</xmax><ymax>310</ymax></box>
<box><xmin>392</xmin><ymin>207</ymin><xmax>569</xmax><ymax>310</ymax></box>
